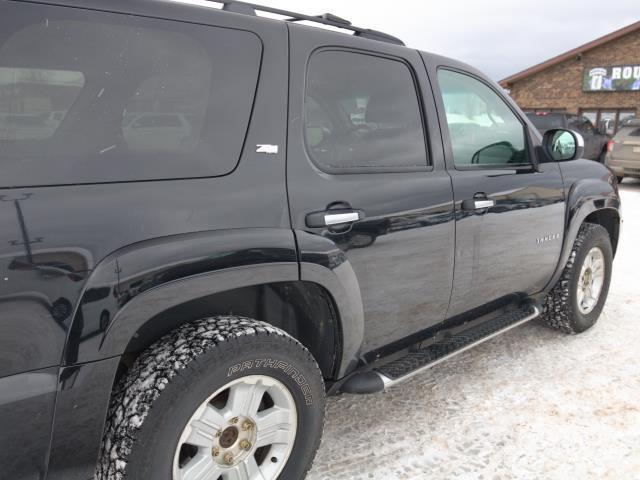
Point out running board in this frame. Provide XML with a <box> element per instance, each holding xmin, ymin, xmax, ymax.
<box><xmin>340</xmin><ymin>304</ymin><xmax>540</xmax><ymax>394</ymax></box>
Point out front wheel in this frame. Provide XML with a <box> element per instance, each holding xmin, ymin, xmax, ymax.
<box><xmin>95</xmin><ymin>317</ymin><xmax>326</xmax><ymax>480</ymax></box>
<box><xmin>542</xmin><ymin>223</ymin><xmax>613</xmax><ymax>334</ymax></box>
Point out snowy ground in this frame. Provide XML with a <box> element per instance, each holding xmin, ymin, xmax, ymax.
<box><xmin>308</xmin><ymin>180</ymin><xmax>640</xmax><ymax>480</ymax></box>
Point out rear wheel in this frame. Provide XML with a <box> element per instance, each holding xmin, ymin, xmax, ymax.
<box><xmin>95</xmin><ymin>316</ymin><xmax>326</xmax><ymax>480</ymax></box>
<box><xmin>542</xmin><ymin>223</ymin><xmax>612</xmax><ymax>334</ymax></box>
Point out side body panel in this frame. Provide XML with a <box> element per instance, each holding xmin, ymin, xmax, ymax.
<box><xmin>444</xmin><ymin>163</ymin><xmax>566</xmax><ymax>317</ymax></box>
<box><xmin>46</xmin><ymin>358</ymin><xmax>120</xmax><ymax>480</ymax></box>
<box><xmin>0</xmin><ymin>367</ymin><xmax>57</xmax><ymax>480</ymax></box>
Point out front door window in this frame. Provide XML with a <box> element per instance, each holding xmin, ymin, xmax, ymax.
<box><xmin>437</xmin><ymin>69</ymin><xmax>529</xmax><ymax>168</ymax></box>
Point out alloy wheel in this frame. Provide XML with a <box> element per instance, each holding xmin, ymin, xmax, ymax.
<box><xmin>577</xmin><ymin>246</ymin><xmax>606</xmax><ymax>315</ymax></box>
<box><xmin>173</xmin><ymin>375</ymin><xmax>297</xmax><ymax>480</ymax></box>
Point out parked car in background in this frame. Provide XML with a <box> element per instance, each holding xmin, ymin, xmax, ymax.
<box><xmin>122</xmin><ymin>112</ymin><xmax>198</xmax><ymax>153</ymax></box>
<box><xmin>606</xmin><ymin>117</ymin><xmax>640</xmax><ymax>182</ymax></box>
<box><xmin>0</xmin><ymin>113</ymin><xmax>55</xmax><ymax>140</ymax></box>
<box><xmin>526</xmin><ymin>112</ymin><xmax>609</xmax><ymax>162</ymax></box>
<box><xmin>42</xmin><ymin>110</ymin><xmax>68</xmax><ymax>128</ymax></box>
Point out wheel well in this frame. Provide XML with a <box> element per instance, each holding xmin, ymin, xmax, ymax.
<box><xmin>585</xmin><ymin>208</ymin><xmax>620</xmax><ymax>256</ymax></box>
<box><xmin>114</xmin><ymin>281</ymin><xmax>340</xmax><ymax>389</ymax></box>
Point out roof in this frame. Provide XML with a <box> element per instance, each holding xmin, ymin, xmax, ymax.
<box><xmin>499</xmin><ymin>20</ymin><xmax>640</xmax><ymax>88</ymax></box>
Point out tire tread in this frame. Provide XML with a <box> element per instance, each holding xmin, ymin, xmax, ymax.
<box><xmin>94</xmin><ymin>316</ymin><xmax>324</xmax><ymax>480</ymax></box>
<box><xmin>541</xmin><ymin>222</ymin><xmax>607</xmax><ymax>334</ymax></box>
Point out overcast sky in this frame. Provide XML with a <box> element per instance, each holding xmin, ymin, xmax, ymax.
<box><xmin>186</xmin><ymin>0</ymin><xmax>639</xmax><ymax>81</ymax></box>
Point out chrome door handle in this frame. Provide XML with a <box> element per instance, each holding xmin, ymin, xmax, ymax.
<box><xmin>306</xmin><ymin>209</ymin><xmax>364</xmax><ymax>228</ymax></box>
<box><xmin>461</xmin><ymin>198</ymin><xmax>495</xmax><ymax>211</ymax></box>
<box><xmin>324</xmin><ymin>211</ymin><xmax>360</xmax><ymax>226</ymax></box>
<box><xmin>473</xmin><ymin>199</ymin><xmax>495</xmax><ymax>209</ymax></box>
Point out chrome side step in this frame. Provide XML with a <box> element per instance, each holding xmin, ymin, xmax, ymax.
<box><xmin>340</xmin><ymin>304</ymin><xmax>540</xmax><ymax>394</ymax></box>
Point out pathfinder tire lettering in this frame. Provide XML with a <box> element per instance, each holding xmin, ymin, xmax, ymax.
<box><xmin>228</xmin><ymin>358</ymin><xmax>314</xmax><ymax>405</ymax></box>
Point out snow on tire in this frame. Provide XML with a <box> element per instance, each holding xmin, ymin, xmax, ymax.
<box><xmin>95</xmin><ymin>316</ymin><xmax>326</xmax><ymax>480</ymax></box>
<box><xmin>542</xmin><ymin>223</ymin><xmax>613</xmax><ymax>334</ymax></box>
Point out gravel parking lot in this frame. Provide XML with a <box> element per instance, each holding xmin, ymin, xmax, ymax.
<box><xmin>308</xmin><ymin>181</ymin><xmax>640</xmax><ymax>480</ymax></box>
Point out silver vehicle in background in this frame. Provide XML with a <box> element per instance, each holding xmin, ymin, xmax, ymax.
<box><xmin>606</xmin><ymin>118</ymin><xmax>640</xmax><ymax>183</ymax></box>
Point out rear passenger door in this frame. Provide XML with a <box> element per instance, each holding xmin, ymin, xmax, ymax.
<box><xmin>287</xmin><ymin>26</ymin><xmax>455</xmax><ymax>357</ymax></box>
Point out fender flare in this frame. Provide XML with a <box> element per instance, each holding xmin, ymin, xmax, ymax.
<box><xmin>544</xmin><ymin>178</ymin><xmax>620</xmax><ymax>292</ymax></box>
<box><xmin>64</xmin><ymin>228</ymin><xmax>365</xmax><ymax>381</ymax></box>
<box><xmin>64</xmin><ymin>228</ymin><xmax>300</xmax><ymax>365</ymax></box>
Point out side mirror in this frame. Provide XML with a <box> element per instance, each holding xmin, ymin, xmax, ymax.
<box><xmin>542</xmin><ymin>128</ymin><xmax>584</xmax><ymax>161</ymax></box>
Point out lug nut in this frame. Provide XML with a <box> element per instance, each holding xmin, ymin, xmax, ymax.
<box><xmin>241</xmin><ymin>420</ymin><xmax>254</xmax><ymax>431</ymax></box>
<box><xmin>240</xmin><ymin>440</ymin><xmax>251</xmax><ymax>451</ymax></box>
<box><xmin>215</xmin><ymin>430</ymin><xmax>222</xmax><ymax>437</ymax></box>
<box><xmin>211</xmin><ymin>447</ymin><xmax>219</xmax><ymax>457</ymax></box>
<box><xmin>223</xmin><ymin>453</ymin><xmax>234</xmax><ymax>465</ymax></box>
<box><xmin>230</xmin><ymin>417</ymin><xmax>239</xmax><ymax>424</ymax></box>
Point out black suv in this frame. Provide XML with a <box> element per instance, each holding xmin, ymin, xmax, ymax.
<box><xmin>526</xmin><ymin>112</ymin><xmax>610</xmax><ymax>162</ymax></box>
<box><xmin>0</xmin><ymin>1</ymin><xmax>621</xmax><ymax>479</ymax></box>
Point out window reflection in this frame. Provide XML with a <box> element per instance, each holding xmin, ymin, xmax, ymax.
<box><xmin>0</xmin><ymin>67</ymin><xmax>84</xmax><ymax>140</ymax></box>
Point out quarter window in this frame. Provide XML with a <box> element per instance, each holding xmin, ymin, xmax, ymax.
<box><xmin>438</xmin><ymin>69</ymin><xmax>528</xmax><ymax>167</ymax></box>
<box><xmin>0</xmin><ymin>2</ymin><xmax>261</xmax><ymax>187</ymax></box>
<box><xmin>305</xmin><ymin>50</ymin><xmax>428</xmax><ymax>172</ymax></box>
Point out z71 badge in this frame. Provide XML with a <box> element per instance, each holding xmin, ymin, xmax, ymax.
<box><xmin>256</xmin><ymin>144</ymin><xmax>279</xmax><ymax>154</ymax></box>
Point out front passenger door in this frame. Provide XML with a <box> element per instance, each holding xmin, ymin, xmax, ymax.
<box><xmin>431</xmin><ymin>66</ymin><xmax>565</xmax><ymax>318</ymax></box>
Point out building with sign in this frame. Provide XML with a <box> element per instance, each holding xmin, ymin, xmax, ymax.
<box><xmin>500</xmin><ymin>20</ymin><xmax>640</xmax><ymax>135</ymax></box>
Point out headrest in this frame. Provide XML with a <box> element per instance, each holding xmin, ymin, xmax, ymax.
<box><xmin>365</xmin><ymin>91</ymin><xmax>415</xmax><ymax>125</ymax></box>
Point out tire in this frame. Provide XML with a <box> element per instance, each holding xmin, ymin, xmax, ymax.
<box><xmin>95</xmin><ymin>316</ymin><xmax>325</xmax><ymax>480</ymax></box>
<box><xmin>541</xmin><ymin>223</ymin><xmax>612</xmax><ymax>334</ymax></box>
<box><xmin>617</xmin><ymin>176</ymin><xmax>624</xmax><ymax>184</ymax></box>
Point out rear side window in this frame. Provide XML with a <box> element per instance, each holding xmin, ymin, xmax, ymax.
<box><xmin>0</xmin><ymin>3</ymin><xmax>261</xmax><ymax>187</ymax></box>
<box><xmin>304</xmin><ymin>50</ymin><xmax>428</xmax><ymax>173</ymax></box>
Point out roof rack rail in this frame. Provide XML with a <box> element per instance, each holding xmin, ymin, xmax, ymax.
<box><xmin>220</xmin><ymin>1</ymin><xmax>405</xmax><ymax>46</ymax></box>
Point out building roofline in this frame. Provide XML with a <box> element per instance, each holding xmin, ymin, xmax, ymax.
<box><xmin>499</xmin><ymin>20</ymin><xmax>640</xmax><ymax>88</ymax></box>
